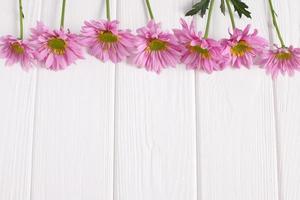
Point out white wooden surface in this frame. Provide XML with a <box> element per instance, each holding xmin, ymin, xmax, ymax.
<box><xmin>0</xmin><ymin>0</ymin><xmax>299</xmax><ymax>200</ymax></box>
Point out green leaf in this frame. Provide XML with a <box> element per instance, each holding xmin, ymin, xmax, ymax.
<box><xmin>185</xmin><ymin>9</ymin><xmax>200</xmax><ymax>16</ymax></box>
<box><xmin>220</xmin><ymin>0</ymin><xmax>226</xmax><ymax>15</ymax></box>
<box><xmin>230</xmin><ymin>0</ymin><xmax>251</xmax><ymax>18</ymax></box>
<box><xmin>185</xmin><ymin>0</ymin><xmax>210</xmax><ymax>17</ymax></box>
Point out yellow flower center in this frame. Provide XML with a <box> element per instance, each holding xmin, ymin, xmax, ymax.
<box><xmin>47</xmin><ymin>38</ymin><xmax>67</xmax><ymax>55</ymax></box>
<box><xmin>148</xmin><ymin>39</ymin><xmax>167</xmax><ymax>51</ymax></box>
<box><xmin>231</xmin><ymin>40</ymin><xmax>252</xmax><ymax>57</ymax></box>
<box><xmin>98</xmin><ymin>31</ymin><xmax>118</xmax><ymax>43</ymax></box>
<box><xmin>190</xmin><ymin>45</ymin><xmax>210</xmax><ymax>58</ymax></box>
<box><xmin>11</xmin><ymin>42</ymin><xmax>24</xmax><ymax>55</ymax></box>
<box><xmin>275</xmin><ymin>51</ymin><xmax>292</xmax><ymax>60</ymax></box>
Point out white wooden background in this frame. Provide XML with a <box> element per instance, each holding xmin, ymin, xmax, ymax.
<box><xmin>0</xmin><ymin>0</ymin><xmax>299</xmax><ymax>199</ymax></box>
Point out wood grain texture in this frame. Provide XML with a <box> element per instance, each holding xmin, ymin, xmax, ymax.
<box><xmin>0</xmin><ymin>0</ymin><xmax>40</xmax><ymax>199</ymax></box>
<box><xmin>114</xmin><ymin>0</ymin><xmax>197</xmax><ymax>200</ymax></box>
<box><xmin>1</xmin><ymin>0</ymin><xmax>300</xmax><ymax>200</ymax></box>
<box><xmin>272</xmin><ymin>0</ymin><xmax>300</xmax><ymax>199</ymax></box>
<box><xmin>195</xmin><ymin>0</ymin><xmax>279</xmax><ymax>199</ymax></box>
<box><xmin>30</xmin><ymin>0</ymin><xmax>116</xmax><ymax>199</ymax></box>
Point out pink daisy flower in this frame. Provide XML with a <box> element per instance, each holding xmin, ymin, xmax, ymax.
<box><xmin>173</xmin><ymin>19</ymin><xmax>227</xmax><ymax>73</ymax></box>
<box><xmin>221</xmin><ymin>24</ymin><xmax>268</xmax><ymax>68</ymax></box>
<box><xmin>130</xmin><ymin>20</ymin><xmax>182</xmax><ymax>73</ymax></box>
<box><xmin>30</xmin><ymin>22</ymin><xmax>84</xmax><ymax>71</ymax></box>
<box><xmin>81</xmin><ymin>20</ymin><xmax>135</xmax><ymax>63</ymax></box>
<box><xmin>259</xmin><ymin>45</ymin><xmax>300</xmax><ymax>79</ymax></box>
<box><xmin>0</xmin><ymin>35</ymin><xmax>35</xmax><ymax>71</ymax></box>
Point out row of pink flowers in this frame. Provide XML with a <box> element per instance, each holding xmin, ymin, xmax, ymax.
<box><xmin>1</xmin><ymin>19</ymin><xmax>300</xmax><ymax>79</ymax></box>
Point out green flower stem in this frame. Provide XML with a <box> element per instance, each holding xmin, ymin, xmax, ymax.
<box><xmin>19</xmin><ymin>0</ymin><xmax>24</xmax><ymax>39</ymax></box>
<box><xmin>204</xmin><ymin>0</ymin><xmax>215</xmax><ymax>38</ymax></box>
<box><xmin>145</xmin><ymin>0</ymin><xmax>154</xmax><ymax>20</ymax></box>
<box><xmin>106</xmin><ymin>0</ymin><xmax>111</xmax><ymax>21</ymax></box>
<box><xmin>268</xmin><ymin>0</ymin><xmax>285</xmax><ymax>47</ymax></box>
<box><xmin>225</xmin><ymin>0</ymin><xmax>236</xmax><ymax>29</ymax></box>
<box><xmin>60</xmin><ymin>0</ymin><xmax>66</xmax><ymax>28</ymax></box>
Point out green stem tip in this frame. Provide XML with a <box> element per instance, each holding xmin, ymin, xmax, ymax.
<box><xmin>145</xmin><ymin>0</ymin><xmax>154</xmax><ymax>20</ymax></box>
<box><xmin>19</xmin><ymin>0</ymin><xmax>24</xmax><ymax>39</ymax></box>
<box><xmin>60</xmin><ymin>0</ymin><xmax>66</xmax><ymax>28</ymax></box>
<box><xmin>106</xmin><ymin>0</ymin><xmax>111</xmax><ymax>20</ymax></box>
<box><xmin>225</xmin><ymin>0</ymin><xmax>236</xmax><ymax>30</ymax></box>
<box><xmin>268</xmin><ymin>0</ymin><xmax>285</xmax><ymax>47</ymax></box>
<box><xmin>204</xmin><ymin>0</ymin><xmax>215</xmax><ymax>38</ymax></box>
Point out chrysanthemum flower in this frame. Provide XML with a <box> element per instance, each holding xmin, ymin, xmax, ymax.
<box><xmin>130</xmin><ymin>20</ymin><xmax>182</xmax><ymax>73</ymax></box>
<box><xmin>173</xmin><ymin>19</ymin><xmax>227</xmax><ymax>73</ymax></box>
<box><xmin>0</xmin><ymin>35</ymin><xmax>35</xmax><ymax>71</ymax></box>
<box><xmin>30</xmin><ymin>22</ymin><xmax>84</xmax><ymax>71</ymax></box>
<box><xmin>81</xmin><ymin>20</ymin><xmax>135</xmax><ymax>63</ymax></box>
<box><xmin>259</xmin><ymin>45</ymin><xmax>300</xmax><ymax>79</ymax></box>
<box><xmin>221</xmin><ymin>25</ymin><xmax>268</xmax><ymax>68</ymax></box>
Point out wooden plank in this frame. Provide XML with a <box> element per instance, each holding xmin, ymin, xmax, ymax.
<box><xmin>0</xmin><ymin>0</ymin><xmax>40</xmax><ymax>199</ymax></box>
<box><xmin>272</xmin><ymin>0</ymin><xmax>300</xmax><ymax>199</ymax></box>
<box><xmin>195</xmin><ymin>0</ymin><xmax>279</xmax><ymax>199</ymax></box>
<box><xmin>30</xmin><ymin>0</ymin><xmax>116</xmax><ymax>199</ymax></box>
<box><xmin>114</xmin><ymin>0</ymin><xmax>197</xmax><ymax>200</ymax></box>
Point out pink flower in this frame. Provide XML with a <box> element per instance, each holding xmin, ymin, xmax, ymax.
<box><xmin>130</xmin><ymin>20</ymin><xmax>182</xmax><ymax>73</ymax></box>
<box><xmin>0</xmin><ymin>35</ymin><xmax>35</xmax><ymax>71</ymax></box>
<box><xmin>259</xmin><ymin>45</ymin><xmax>300</xmax><ymax>79</ymax></box>
<box><xmin>30</xmin><ymin>22</ymin><xmax>84</xmax><ymax>71</ymax></box>
<box><xmin>173</xmin><ymin>19</ymin><xmax>227</xmax><ymax>73</ymax></box>
<box><xmin>81</xmin><ymin>20</ymin><xmax>135</xmax><ymax>63</ymax></box>
<box><xmin>221</xmin><ymin>25</ymin><xmax>268</xmax><ymax>68</ymax></box>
